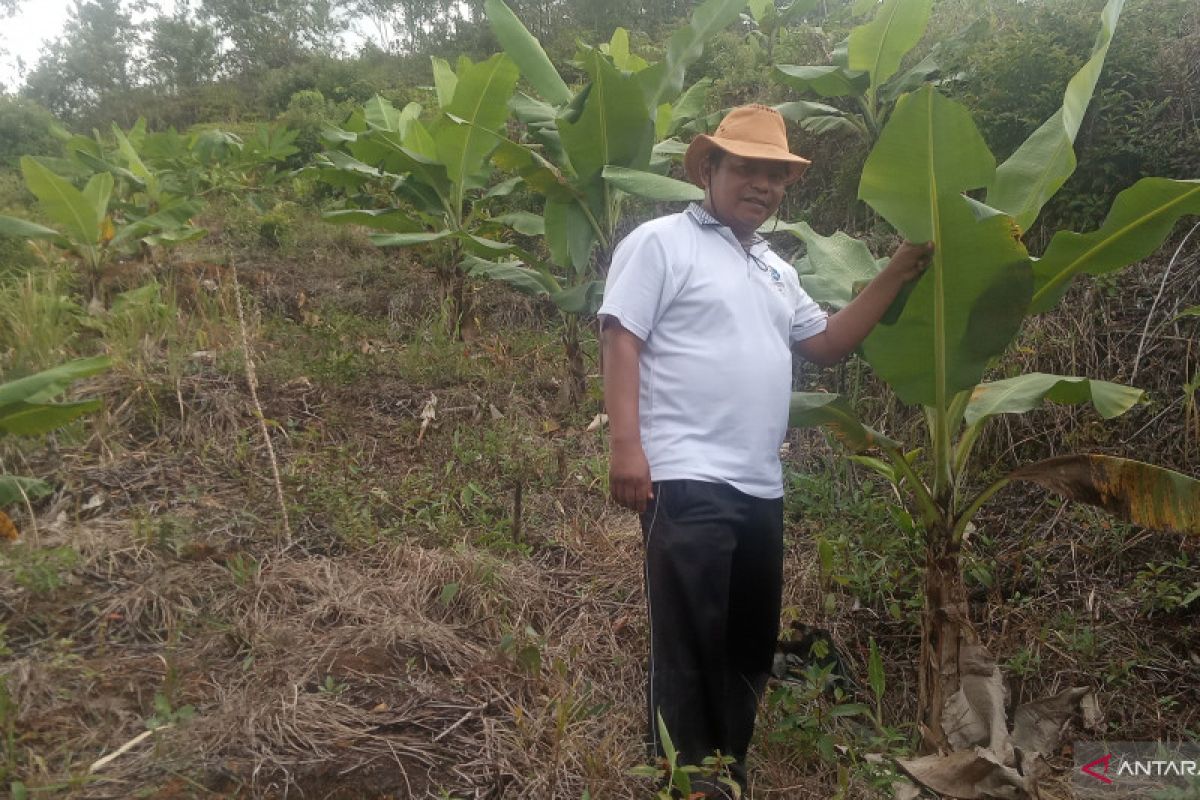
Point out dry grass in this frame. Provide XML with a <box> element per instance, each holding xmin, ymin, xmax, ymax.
<box><xmin>2</xmin><ymin>224</ymin><xmax>1198</xmax><ymax>799</ymax></box>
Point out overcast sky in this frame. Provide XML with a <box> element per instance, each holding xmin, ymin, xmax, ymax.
<box><xmin>1</xmin><ymin>0</ymin><xmax>75</xmax><ymax>88</ymax></box>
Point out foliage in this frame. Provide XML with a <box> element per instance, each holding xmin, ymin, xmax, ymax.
<box><xmin>772</xmin><ymin>0</ymin><xmax>939</xmax><ymax>141</ymax></box>
<box><xmin>145</xmin><ymin>8</ymin><xmax>222</xmax><ymax>93</ymax></box>
<box><xmin>21</xmin><ymin>0</ymin><xmax>140</xmax><ymax>123</ymax></box>
<box><xmin>0</xmin><ymin>153</ymin><xmax>204</xmax><ymax>298</ymax></box>
<box><xmin>316</xmin><ymin>51</ymin><xmax>523</xmax><ymax>337</ymax></box>
<box><xmin>789</xmin><ymin>0</ymin><xmax>1200</xmax><ymax>777</ymax></box>
<box><xmin>628</xmin><ymin>711</ymin><xmax>742</xmax><ymax>798</ymax></box>
<box><xmin>0</xmin><ymin>98</ymin><xmax>59</xmax><ymax>169</ymax></box>
<box><xmin>0</xmin><ymin>356</ymin><xmax>110</xmax><ymax>508</ymax></box>
<box><xmin>480</xmin><ymin>0</ymin><xmax>741</xmax><ymax>402</ymax></box>
<box><xmin>197</xmin><ymin>0</ymin><xmax>348</xmax><ymax>73</ymax></box>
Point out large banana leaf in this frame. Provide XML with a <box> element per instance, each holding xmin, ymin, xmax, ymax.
<box><xmin>1009</xmin><ymin>455</ymin><xmax>1200</xmax><ymax>535</ymax></box>
<box><xmin>20</xmin><ymin>156</ymin><xmax>107</xmax><ymax>247</ymax></box>
<box><xmin>322</xmin><ymin>209</ymin><xmax>424</xmax><ymax>233</ymax></box>
<box><xmin>369</xmin><ymin>231</ymin><xmax>454</xmax><ymax>248</ymax></box>
<box><xmin>545</xmin><ymin>196</ymin><xmax>597</xmax><ymax>273</ymax></box>
<box><xmin>638</xmin><ymin>0</ymin><xmax>747</xmax><ymax>108</ymax></box>
<box><xmin>0</xmin><ymin>400</ymin><xmax>103</xmax><ymax>436</ymax></box>
<box><xmin>775</xmin><ymin>220</ymin><xmax>885</xmax><ymax>309</ymax></box>
<box><xmin>964</xmin><ymin>373</ymin><xmax>1143</xmax><ymax>425</ymax></box>
<box><xmin>858</xmin><ymin>86</ymin><xmax>1031</xmax><ymax>408</ymax></box>
<box><xmin>986</xmin><ymin>0</ymin><xmax>1125</xmax><ymax>231</ymax></box>
<box><xmin>431</xmin><ymin>57</ymin><xmax>458</xmax><ymax>107</ymax></box>
<box><xmin>601</xmin><ymin>166</ymin><xmax>703</xmax><ymax>202</ymax></box>
<box><xmin>773</xmin><ymin>65</ymin><xmax>869</xmax><ymax>98</ymax></box>
<box><xmin>557</xmin><ymin>51</ymin><xmax>654</xmax><ymax>181</ymax></box>
<box><xmin>485</xmin><ymin>0</ymin><xmax>572</xmax><ymax>106</ymax></box>
<box><xmin>1031</xmin><ymin>178</ymin><xmax>1200</xmax><ymax>313</ymax></box>
<box><xmin>789</xmin><ymin>392</ymin><xmax>900</xmax><ymax>452</ymax></box>
<box><xmin>370</xmin><ymin>135</ymin><xmax>452</xmax><ymax>209</ymax></box>
<box><xmin>0</xmin><ymin>215</ymin><xmax>62</xmax><ymax>240</ymax></box>
<box><xmin>463</xmin><ymin>255</ymin><xmax>561</xmax><ymax>296</ymax></box>
<box><xmin>0</xmin><ymin>357</ymin><xmax>111</xmax><ymax>406</ymax></box>
<box><xmin>847</xmin><ymin>0</ymin><xmax>932</xmax><ymax>92</ymax></box>
<box><xmin>435</xmin><ymin>54</ymin><xmax>520</xmax><ymax>194</ymax></box>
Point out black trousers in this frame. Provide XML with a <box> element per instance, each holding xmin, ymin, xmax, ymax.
<box><xmin>640</xmin><ymin>479</ymin><xmax>784</xmax><ymax>794</ymax></box>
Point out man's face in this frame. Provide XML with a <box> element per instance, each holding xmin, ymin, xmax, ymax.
<box><xmin>701</xmin><ymin>153</ymin><xmax>790</xmax><ymax>239</ymax></box>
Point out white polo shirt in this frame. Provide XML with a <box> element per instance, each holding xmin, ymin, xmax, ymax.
<box><xmin>599</xmin><ymin>204</ymin><xmax>828</xmax><ymax>499</ymax></box>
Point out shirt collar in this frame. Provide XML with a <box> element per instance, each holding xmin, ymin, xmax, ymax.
<box><xmin>686</xmin><ymin>202</ymin><xmax>768</xmax><ymax>250</ymax></box>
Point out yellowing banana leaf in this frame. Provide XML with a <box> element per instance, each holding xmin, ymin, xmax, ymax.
<box><xmin>1031</xmin><ymin>177</ymin><xmax>1200</xmax><ymax>313</ymax></box>
<box><xmin>1010</xmin><ymin>455</ymin><xmax>1200</xmax><ymax>535</ymax></box>
<box><xmin>987</xmin><ymin>0</ymin><xmax>1125</xmax><ymax>231</ymax></box>
<box><xmin>965</xmin><ymin>373</ymin><xmax>1143</xmax><ymax>425</ymax></box>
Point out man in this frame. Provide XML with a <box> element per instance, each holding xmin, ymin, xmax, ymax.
<box><xmin>598</xmin><ymin>104</ymin><xmax>930</xmax><ymax>797</ymax></box>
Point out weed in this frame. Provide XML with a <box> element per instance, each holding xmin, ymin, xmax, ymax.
<box><xmin>317</xmin><ymin>675</ymin><xmax>347</xmax><ymax>696</ymax></box>
<box><xmin>0</xmin><ymin>545</ymin><xmax>79</xmax><ymax>594</ymax></box>
<box><xmin>629</xmin><ymin>711</ymin><xmax>742</xmax><ymax>798</ymax></box>
<box><xmin>226</xmin><ymin>552</ymin><xmax>259</xmax><ymax>586</ymax></box>
<box><xmin>145</xmin><ymin>691</ymin><xmax>196</xmax><ymax>730</ymax></box>
<box><xmin>789</xmin><ymin>469</ymin><xmax>923</xmax><ymax>621</ymax></box>
<box><xmin>0</xmin><ymin>264</ymin><xmax>81</xmax><ymax>374</ymax></box>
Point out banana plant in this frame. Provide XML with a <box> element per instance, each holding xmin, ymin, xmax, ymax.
<box><xmin>772</xmin><ymin>0</ymin><xmax>941</xmax><ymax>140</ymax></box>
<box><xmin>787</xmin><ymin>0</ymin><xmax>1200</xmax><ymax>787</ymax></box>
<box><xmin>0</xmin><ymin>156</ymin><xmax>203</xmax><ymax>301</ymax></box>
<box><xmin>483</xmin><ymin>0</ymin><xmax>743</xmax><ymax>405</ymax></box>
<box><xmin>316</xmin><ymin>54</ymin><xmax>522</xmax><ymax>339</ymax></box>
<box><xmin>742</xmin><ymin>0</ymin><xmax>821</xmax><ymax>66</ymax></box>
<box><xmin>0</xmin><ymin>356</ymin><xmax>110</xmax><ymax>509</ymax></box>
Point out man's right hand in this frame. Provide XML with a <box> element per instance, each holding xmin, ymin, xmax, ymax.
<box><xmin>610</xmin><ymin>438</ymin><xmax>654</xmax><ymax>512</ymax></box>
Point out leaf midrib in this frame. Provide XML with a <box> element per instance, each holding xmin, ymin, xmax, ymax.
<box><xmin>1033</xmin><ymin>182</ymin><xmax>1200</xmax><ymax>310</ymax></box>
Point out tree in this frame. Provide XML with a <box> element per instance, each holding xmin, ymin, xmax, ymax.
<box><xmin>198</xmin><ymin>0</ymin><xmax>348</xmax><ymax>73</ymax></box>
<box><xmin>145</xmin><ymin>8</ymin><xmax>221</xmax><ymax>91</ymax></box>
<box><xmin>21</xmin><ymin>0</ymin><xmax>141</xmax><ymax>121</ymax></box>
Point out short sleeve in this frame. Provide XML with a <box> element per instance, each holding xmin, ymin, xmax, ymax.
<box><xmin>597</xmin><ymin>222</ymin><xmax>678</xmax><ymax>341</ymax></box>
<box><xmin>790</xmin><ymin>282</ymin><xmax>828</xmax><ymax>344</ymax></box>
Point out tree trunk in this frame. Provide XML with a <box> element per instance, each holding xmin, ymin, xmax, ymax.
<box><xmin>917</xmin><ymin>534</ymin><xmax>976</xmax><ymax>754</ymax></box>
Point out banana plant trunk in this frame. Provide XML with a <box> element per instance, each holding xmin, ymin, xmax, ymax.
<box><xmin>560</xmin><ymin>313</ymin><xmax>586</xmax><ymax>409</ymax></box>
<box><xmin>918</xmin><ymin>527</ymin><xmax>972</xmax><ymax>754</ymax></box>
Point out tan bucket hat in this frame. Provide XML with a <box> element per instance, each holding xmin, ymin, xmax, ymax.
<box><xmin>684</xmin><ymin>104</ymin><xmax>811</xmax><ymax>187</ymax></box>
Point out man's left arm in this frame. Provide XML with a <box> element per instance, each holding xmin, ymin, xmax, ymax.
<box><xmin>793</xmin><ymin>241</ymin><xmax>932</xmax><ymax>367</ymax></box>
